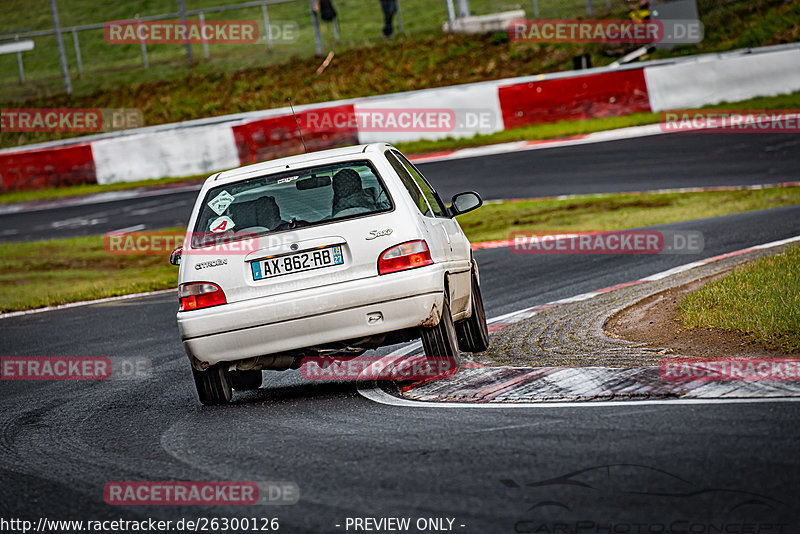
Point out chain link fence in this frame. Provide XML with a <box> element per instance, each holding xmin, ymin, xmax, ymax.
<box><xmin>0</xmin><ymin>0</ymin><xmax>643</xmax><ymax>101</ymax></box>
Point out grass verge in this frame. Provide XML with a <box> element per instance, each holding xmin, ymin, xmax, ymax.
<box><xmin>0</xmin><ymin>229</ymin><xmax>184</xmax><ymax>313</ymax></box>
<box><xmin>3</xmin><ymin>187</ymin><xmax>800</xmax><ymax>313</ymax></box>
<box><xmin>456</xmin><ymin>186</ymin><xmax>800</xmax><ymax>243</ymax></box>
<box><xmin>0</xmin><ymin>174</ymin><xmax>206</xmax><ymax>205</ymax></box>
<box><xmin>679</xmin><ymin>245</ymin><xmax>800</xmax><ymax>353</ymax></box>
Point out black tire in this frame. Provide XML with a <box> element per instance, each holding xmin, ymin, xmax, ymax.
<box><xmin>456</xmin><ymin>269</ymin><xmax>490</xmax><ymax>353</ymax></box>
<box><xmin>192</xmin><ymin>364</ymin><xmax>232</xmax><ymax>405</ymax></box>
<box><xmin>229</xmin><ymin>369</ymin><xmax>262</xmax><ymax>391</ymax></box>
<box><xmin>420</xmin><ymin>289</ymin><xmax>461</xmax><ymax>370</ymax></box>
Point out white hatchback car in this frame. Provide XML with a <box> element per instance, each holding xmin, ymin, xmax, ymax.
<box><xmin>172</xmin><ymin>143</ymin><xmax>489</xmax><ymax>405</ymax></box>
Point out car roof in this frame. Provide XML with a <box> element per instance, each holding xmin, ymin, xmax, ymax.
<box><xmin>208</xmin><ymin>143</ymin><xmax>394</xmax><ymax>187</ymax></box>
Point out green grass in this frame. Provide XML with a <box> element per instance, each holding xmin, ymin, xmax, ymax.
<box><xmin>3</xmin><ymin>187</ymin><xmax>800</xmax><ymax>313</ymax></box>
<box><xmin>0</xmin><ymin>230</ymin><xmax>183</xmax><ymax>313</ymax></box>
<box><xmin>679</xmin><ymin>245</ymin><xmax>800</xmax><ymax>353</ymax></box>
<box><xmin>455</xmin><ymin>186</ymin><xmax>800</xmax><ymax>243</ymax></box>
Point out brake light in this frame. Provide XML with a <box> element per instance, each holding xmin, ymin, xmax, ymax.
<box><xmin>378</xmin><ymin>240</ymin><xmax>434</xmax><ymax>275</ymax></box>
<box><xmin>179</xmin><ymin>282</ymin><xmax>227</xmax><ymax>311</ymax></box>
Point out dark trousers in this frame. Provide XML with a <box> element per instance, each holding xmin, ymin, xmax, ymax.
<box><xmin>380</xmin><ymin>0</ymin><xmax>398</xmax><ymax>37</ymax></box>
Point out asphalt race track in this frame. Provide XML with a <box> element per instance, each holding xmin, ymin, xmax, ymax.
<box><xmin>1</xmin><ymin>134</ymin><xmax>799</xmax><ymax>530</ymax></box>
<box><xmin>1</xmin><ymin>131</ymin><xmax>798</xmax><ymax>242</ymax></box>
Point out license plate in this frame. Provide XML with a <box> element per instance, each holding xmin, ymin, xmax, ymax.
<box><xmin>251</xmin><ymin>245</ymin><xmax>344</xmax><ymax>280</ymax></box>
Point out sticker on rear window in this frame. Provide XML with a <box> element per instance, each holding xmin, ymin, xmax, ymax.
<box><xmin>209</xmin><ymin>216</ymin><xmax>235</xmax><ymax>232</ymax></box>
<box><xmin>208</xmin><ymin>190</ymin><xmax>235</xmax><ymax>216</ymax></box>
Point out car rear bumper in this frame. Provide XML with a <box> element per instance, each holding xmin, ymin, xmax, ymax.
<box><xmin>178</xmin><ymin>265</ymin><xmax>446</xmax><ymax>367</ymax></box>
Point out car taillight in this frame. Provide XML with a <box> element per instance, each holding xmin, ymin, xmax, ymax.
<box><xmin>179</xmin><ymin>282</ymin><xmax>227</xmax><ymax>311</ymax></box>
<box><xmin>378</xmin><ymin>240</ymin><xmax>434</xmax><ymax>275</ymax></box>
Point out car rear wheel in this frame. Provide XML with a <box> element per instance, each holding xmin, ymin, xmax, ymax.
<box><xmin>420</xmin><ymin>290</ymin><xmax>461</xmax><ymax>370</ymax></box>
<box><xmin>456</xmin><ymin>269</ymin><xmax>490</xmax><ymax>353</ymax></box>
<box><xmin>229</xmin><ymin>369</ymin><xmax>262</xmax><ymax>391</ymax></box>
<box><xmin>192</xmin><ymin>364</ymin><xmax>232</xmax><ymax>405</ymax></box>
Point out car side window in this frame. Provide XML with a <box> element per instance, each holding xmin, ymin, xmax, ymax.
<box><xmin>392</xmin><ymin>150</ymin><xmax>449</xmax><ymax>218</ymax></box>
<box><xmin>385</xmin><ymin>150</ymin><xmax>433</xmax><ymax>216</ymax></box>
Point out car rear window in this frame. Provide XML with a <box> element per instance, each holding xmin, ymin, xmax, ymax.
<box><xmin>191</xmin><ymin>160</ymin><xmax>393</xmax><ymax>247</ymax></box>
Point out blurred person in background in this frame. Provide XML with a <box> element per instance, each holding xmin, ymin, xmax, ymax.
<box><xmin>379</xmin><ymin>0</ymin><xmax>398</xmax><ymax>38</ymax></box>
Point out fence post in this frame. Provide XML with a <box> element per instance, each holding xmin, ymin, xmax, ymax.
<box><xmin>586</xmin><ymin>0</ymin><xmax>594</xmax><ymax>16</ymax></box>
<box><xmin>261</xmin><ymin>3</ymin><xmax>273</xmax><ymax>50</ymax></box>
<box><xmin>396</xmin><ymin>0</ymin><xmax>404</xmax><ymax>33</ymax></box>
<box><xmin>308</xmin><ymin>0</ymin><xmax>323</xmax><ymax>56</ymax></box>
<box><xmin>71</xmin><ymin>29</ymin><xmax>83</xmax><ymax>77</ymax></box>
<box><xmin>445</xmin><ymin>0</ymin><xmax>456</xmax><ymax>31</ymax></box>
<box><xmin>199</xmin><ymin>11</ymin><xmax>210</xmax><ymax>58</ymax></box>
<box><xmin>137</xmin><ymin>17</ymin><xmax>149</xmax><ymax>68</ymax></box>
<box><xmin>49</xmin><ymin>0</ymin><xmax>72</xmax><ymax>95</ymax></box>
<box><xmin>456</xmin><ymin>0</ymin><xmax>470</xmax><ymax>18</ymax></box>
<box><xmin>15</xmin><ymin>35</ymin><xmax>25</xmax><ymax>84</ymax></box>
<box><xmin>532</xmin><ymin>0</ymin><xmax>539</xmax><ymax>17</ymax></box>
<box><xmin>177</xmin><ymin>0</ymin><xmax>193</xmax><ymax>70</ymax></box>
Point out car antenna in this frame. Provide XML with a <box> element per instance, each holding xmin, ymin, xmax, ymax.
<box><xmin>287</xmin><ymin>97</ymin><xmax>308</xmax><ymax>153</ymax></box>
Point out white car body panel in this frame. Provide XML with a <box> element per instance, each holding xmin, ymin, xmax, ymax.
<box><xmin>176</xmin><ymin>143</ymin><xmax>475</xmax><ymax>369</ymax></box>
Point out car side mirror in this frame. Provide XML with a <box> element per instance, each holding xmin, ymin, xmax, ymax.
<box><xmin>450</xmin><ymin>191</ymin><xmax>483</xmax><ymax>216</ymax></box>
<box><xmin>169</xmin><ymin>246</ymin><xmax>182</xmax><ymax>266</ymax></box>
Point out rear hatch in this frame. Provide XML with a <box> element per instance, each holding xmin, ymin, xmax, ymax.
<box><xmin>181</xmin><ymin>159</ymin><xmax>421</xmax><ymax>304</ymax></box>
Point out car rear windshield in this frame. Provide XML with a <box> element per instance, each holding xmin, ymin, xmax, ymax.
<box><xmin>191</xmin><ymin>160</ymin><xmax>393</xmax><ymax>247</ymax></box>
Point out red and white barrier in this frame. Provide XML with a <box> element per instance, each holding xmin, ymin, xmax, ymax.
<box><xmin>1</xmin><ymin>44</ymin><xmax>797</xmax><ymax>192</ymax></box>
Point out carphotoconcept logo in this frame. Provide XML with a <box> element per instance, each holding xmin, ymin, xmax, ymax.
<box><xmin>661</xmin><ymin>110</ymin><xmax>800</xmax><ymax>133</ymax></box>
<box><xmin>1</xmin><ymin>108</ymin><xmax>142</xmax><ymax>133</ymax></box>
<box><xmin>511</xmin><ymin>230</ymin><xmax>704</xmax><ymax>255</ymax></box>
<box><xmin>509</xmin><ymin>19</ymin><xmax>703</xmax><ymax>44</ymax></box>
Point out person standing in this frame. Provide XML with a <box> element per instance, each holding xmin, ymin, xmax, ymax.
<box><xmin>379</xmin><ymin>0</ymin><xmax>398</xmax><ymax>38</ymax></box>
